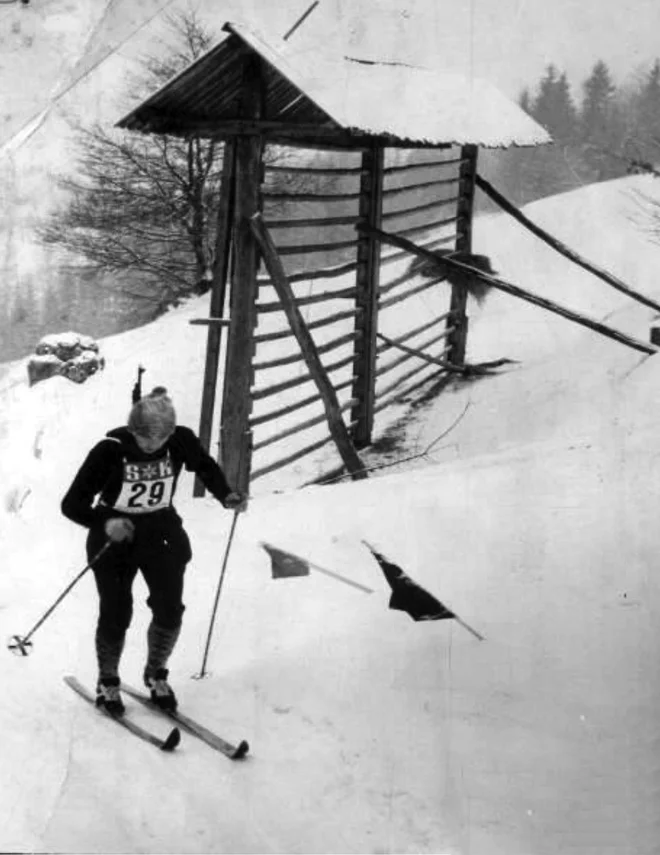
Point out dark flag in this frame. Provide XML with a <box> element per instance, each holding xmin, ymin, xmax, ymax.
<box><xmin>364</xmin><ymin>542</ymin><xmax>484</xmax><ymax>639</ymax></box>
<box><xmin>260</xmin><ymin>542</ymin><xmax>374</xmax><ymax>593</ymax></box>
<box><xmin>261</xmin><ymin>542</ymin><xmax>311</xmax><ymax>578</ymax></box>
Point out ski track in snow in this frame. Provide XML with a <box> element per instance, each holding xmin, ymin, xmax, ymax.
<box><xmin>1</xmin><ymin>176</ymin><xmax>660</xmax><ymax>853</ymax></box>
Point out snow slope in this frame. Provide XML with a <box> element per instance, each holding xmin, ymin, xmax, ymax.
<box><xmin>2</xmin><ymin>176</ymin><xmax>660</xmax><ymax>854</ymax></box>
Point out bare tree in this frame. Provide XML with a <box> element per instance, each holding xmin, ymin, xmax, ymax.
<box><xmin>39</xmin><ymin>11</ymin><xmax>224</xmax><ymax>312</ymax></box>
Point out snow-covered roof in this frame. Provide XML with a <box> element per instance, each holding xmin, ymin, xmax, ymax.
<box><xmin>117</xmin><ymin>21</ymin><xmax>550</xmax><ymax>150</ymax></box>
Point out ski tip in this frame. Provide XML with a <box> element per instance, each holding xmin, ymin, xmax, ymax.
<box><xmin>233</xmin><ymin>740</ymin><xmax>250</xmax><ymax>760</ymax></box>
<box><xmin>161</xmin><ymin>727</ymin><xmax>181</xmax><ymax>752</ymax></box>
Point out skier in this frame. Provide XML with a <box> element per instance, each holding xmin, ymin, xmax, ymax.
<box><xmin>61</xmin><ymin>387</ymin><xmax>245</xmax><ymax>716</ymax></box>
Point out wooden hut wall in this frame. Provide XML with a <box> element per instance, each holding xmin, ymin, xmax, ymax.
<box><xmin>372</xmin><ymin>147</ymin><xmax>463</xmax><ymax>414</ymax></box>
<box><xmin>248</xmin><ymin>145</ymin><xmax>464</xmax><ymax>484</ymax></box>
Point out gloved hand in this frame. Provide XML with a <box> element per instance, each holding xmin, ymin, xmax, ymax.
<box><xmin>222</xmin><ymin>491</ymin><xmax>247</xmax><ymax>512</ymax></box>
<box><xmin>104</xmin><ymin>517</ymin><xmax>136</xmax><ymax>543</ymax></box>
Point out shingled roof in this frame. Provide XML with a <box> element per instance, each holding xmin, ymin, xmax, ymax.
<box><xmin>117</xmin><ymin>21</ymin><xmax>550</xmax><ymax>149</ymax></box>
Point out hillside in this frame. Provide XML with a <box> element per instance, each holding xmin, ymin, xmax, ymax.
<box><xmin>1</xmin><ymin>175</ymin><xmax>659</xmax><ymax>854</ymax></box>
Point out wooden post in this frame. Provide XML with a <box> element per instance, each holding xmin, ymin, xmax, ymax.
<box><xmin>194</xmin><ymin>139</ymin><xmax>236</xmax><ymax>497</ymax></box>
<box><xmin>351</xmin><ymin>143</ymin><xmax>384</xmax><ymax>448</ymax></box>
<box><xmin>219</xmin><ymin>58</ymin><xmax>264</xmax><ymax>495</ymax></box>
<box><xmin>250</xmin><ymin>213</ymin><xmax>367</xmax><ymax>480</ymax></box>
<box><xmin>446</xmin><ymin>144</ymin><xmax>478</xmax><ymax>366</ymax></box>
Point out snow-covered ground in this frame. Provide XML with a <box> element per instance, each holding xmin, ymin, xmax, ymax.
<box><xmin>2</xmin><ymin>175</ymin><xmax>660</xmax><ymax>854</ymax></box>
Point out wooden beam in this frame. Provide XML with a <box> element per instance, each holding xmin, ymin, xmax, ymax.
<box><xmin>194</xmin><ymin>139</ymin><xmax>236</xmax><ymax>497</ymax></box>
<box><xmin>131</xmin><ymin>115</ymin><xmax>456</xmax><ymax>151</ymax></box>
<box><xmin>351</xmin><ymin>143</ymin><xmax>384</xmax><ymax>447</ymax></box>
<box><xmin>383</xmin><ymin>157</ymin><xmax>465</xmax><ymax>175</ymax></box>
<box><xmin>381</xmin><ymin>176</ymin><xmax>459</xmax><ymax>200</ymax></box>
<box><xmin>283</xmin><ymin>0</ymin><xmax>320</xmax><ymax>40</ymax></box>
<box><xmin>475</xmin><ymin>174</ymin><xmax>660</xmax><ymax>314</ymax></box>
<box><xmin>250</xmin><ymin>213</ymin><xmax>367</xmax><ymax>480</ymax></box>
<box><xmin>189</xmin><ymin>318</ymin><xmax>232</xmax><ymax>326</ymax></box>
<box><xmin>446</xmin><ymin>144</ymin><xmax>477</xmax><ymax>365</ymax></box>
<box><xmin>219</xmin><ymin>58</ymin><xmax>264</xmax><ymax>494</ymax></box>
<box><xmin>357</xmin><ymin>223</ymin><xmax>658</xmax><ymax>356</ymax></box>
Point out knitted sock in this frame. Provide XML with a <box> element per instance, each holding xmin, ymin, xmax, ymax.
<box><xmin>96</xmin><ymin>627</ymin><xmax>126</xmax><ymax>681</ymax></box>
<box><xmin>145</xmin><ymin>621</ymin><xmax>181</xmax><ymax>675</ymax></box>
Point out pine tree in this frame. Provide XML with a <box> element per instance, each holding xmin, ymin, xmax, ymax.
<box><xmin>635</xmin><ymin>60</ymin><xmax>660</xmax><ymax>161</ymax></box>
<box><xmin>519</xmin><ymin>88</ymin><xmax>532</xmax><ymax>115</ymax></box>
<box><xmin>579</xmin><ymin>60</ymin><xmax>624</xmax><ymax>179</ymax></box>
<box><xmin>554</xmin><ymin>73</ymin><xmax>578</xmax><ymax>142</ymax></box>
<box><xmin>532</xmin><ymin>65</ymin><xmax>559</xmax><ymax>133</ymax></box>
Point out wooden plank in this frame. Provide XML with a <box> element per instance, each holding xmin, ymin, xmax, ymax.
<box><xmin>263</xmin><ymin>190</ymin><xmax>361</xmax><ymax>203</ymax></box>
<box><xmin>358</xmin><ymin>223</ymin><xmax>659</xmax><ymax>356</ymax></box>
<box><xmin>476</xmin><ymin>173</ymin><xmax>660</xmax><ymax>314</ymax></box>
<box><xmin>253</xmin><ymin>398</ymin><xmax>358</xmax><ymax>452</ymax></box>
<box><xmin>379</xmin><ymin>231</ymin><xmax>458</xmax><ymax>268</ymax></box>
<box><xmin>257</xmin><ymin>285</ymin><xmax>357</xmax><ymax>313</ymax></box>
<box><xmin>275</xmin><ymin>238</ymin><xmax>359</xmax><ymax>255</ymax></box>
<box><xmin>147</xmin><ymin>118</ymin><xmax>455</xmax><ymax>151</ymax></box>
<box><xmin>254</xmin><ymin>307</ymin><xmax>360</xmax><ymax>343</ymax></box>
<box><xmin>252</xmin><ymin>351</ymin><xmax>355</xmax><ymax>400</ymax></box>
<box><xmin>375</xmin><ymin>312</ymin><xmax>455</xmax><ymax>351</ymax></box>
<box><xmin>251</xmin><ymin>434</ymin><xmax>336</xmax><ymax>481</ymax></box>
<box><xmin>446</xmin><ymin>144</ymin><xmax>476</xmax><ymax>364</ymax></box>
<box><xmin>379</xmin><ymin>269</ymin><xmax>446</xmax><ymax>296</ymax></box>
<box><xmin>194</xmin><ymin>139</ymin><xmax>236</xmax><ymax>497</ymax></box>
<box><xmin>265</xmin><ymin>214</ymin><xmax>360</xmax><ymax>229</ymax></box>
<box><xmin>265</xmin><ymin>165</ymin><xmax>363</xmax><ymax>176</ymax></box>
<box><xmin>257</xmin><ymin>259</ymin><xmax>359</xmax><ymax>286</ymax></box>
<box><xmin>250</xmin><ymin>377</ymin><xmax>354</xmax><ymax>427</ymax></box>
<box><xmin>167</xmin><ymin>119</ymin><xmax>354</xmax><ymax>141</ymax></box>
<box><xmin>253</xmin><ymin>331</ymin><xmax>359</xmax><ymax>370</ymax></box>
<box><xmin>250</xmin><ymin>213</ymin><xmax>367</xmax><ymax>479</ymax></box>
<box><xmin>351</xmin><ymin>143</ymin><xmax>385</xmax><ymax>447</ymax></box>
<box><xmin>189</xmin><ymin>318</ymin><xmax>232</xmax><ymax>326</ymax></box>
<box><xmin>379</xmin><ymin>276</ymin><xmax>447</xmax><ymax>311</ymax></box>
<box><xmin>397</xmin><ymin>219</ymin><xmax>457</xmax><ymax>240</ymax></box>
<box><xmin>383</xmin><ymin>157</ymin><xmax>464</xmax><ymax>175</ymax></box>
<box><xmin>381</xmin><ymin>176</ymin><xmax>459</xmax><ymax>199</ymax></box>
<box><xmin>381</xmin><ymin>196</ymin><xmax>459</xmax><ymax>222</ymax></box>
<box><xmin>218</xmin><ymin>58</ymin><xmax>263</xmax><ymax>493</ymax></box>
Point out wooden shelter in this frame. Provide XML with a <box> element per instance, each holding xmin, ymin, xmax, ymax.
<box><xmin>117</xmin><ymin>21</ymin><xmax>549</xmax><ymax>494</ymax></box>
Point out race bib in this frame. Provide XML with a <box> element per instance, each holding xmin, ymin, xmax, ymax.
<box><xmin>113</xmin><ymin>453</ymin><xmax>175</xmax><ymax>514</ymax></box>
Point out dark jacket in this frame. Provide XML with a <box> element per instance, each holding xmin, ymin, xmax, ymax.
<box><xmin>61</xmin><ymin>426</ymin><xmax>232</xmax><ymax>530</ymax></box>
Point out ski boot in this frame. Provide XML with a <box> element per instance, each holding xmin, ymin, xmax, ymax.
<box><xmin>144</xmin><ymin>667</ymin><xmax>177</xmax><ymax>712</ymax></box>
<box><xmin>96</xmin><ymin>676</ymin><xmax>125</xmax><ymax>716</ymax></box>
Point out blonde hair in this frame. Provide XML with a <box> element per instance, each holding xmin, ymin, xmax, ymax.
<box><xmin>128</xmin><ymin>387</ymin><xmax>176</xmax><ymax>439</ymax></box>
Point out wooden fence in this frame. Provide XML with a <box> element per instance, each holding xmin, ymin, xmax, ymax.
<box><xmin>247</xmin><ymin>145</ymin><xmax>468</xmax><ymax>485</ymax></box>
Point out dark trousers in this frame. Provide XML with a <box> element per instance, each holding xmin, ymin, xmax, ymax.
<box><xmin>87</xmin><ymin>512</ymin><xmax>192</xmax><ymax>680</ymax></box>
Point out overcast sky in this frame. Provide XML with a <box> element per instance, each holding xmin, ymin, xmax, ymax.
<box><xmin>285</xmin><ymin>0</ymin><xmax>660</xmax><ymax>99</ymax></box>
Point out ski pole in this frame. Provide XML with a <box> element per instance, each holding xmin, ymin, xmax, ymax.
<box><xmin>7</xmin><ymin>541</ymin><xmax>112</xmax><ymax>656</ymax></box>
<box><xmin>193</xmin><ymin>509</ymin><xmax>241</xmax><ymax>679</ymax></box>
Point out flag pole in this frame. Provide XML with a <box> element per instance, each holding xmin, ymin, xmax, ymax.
<box><xmin>452</xmin><ymin>616</ymin><xmax>485</xmax><ymax>642</ymax></box>
<box><xmin>307</xmin><ymin>561</ymin><xmax>374</xmax><ymax>594</ymax></box>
